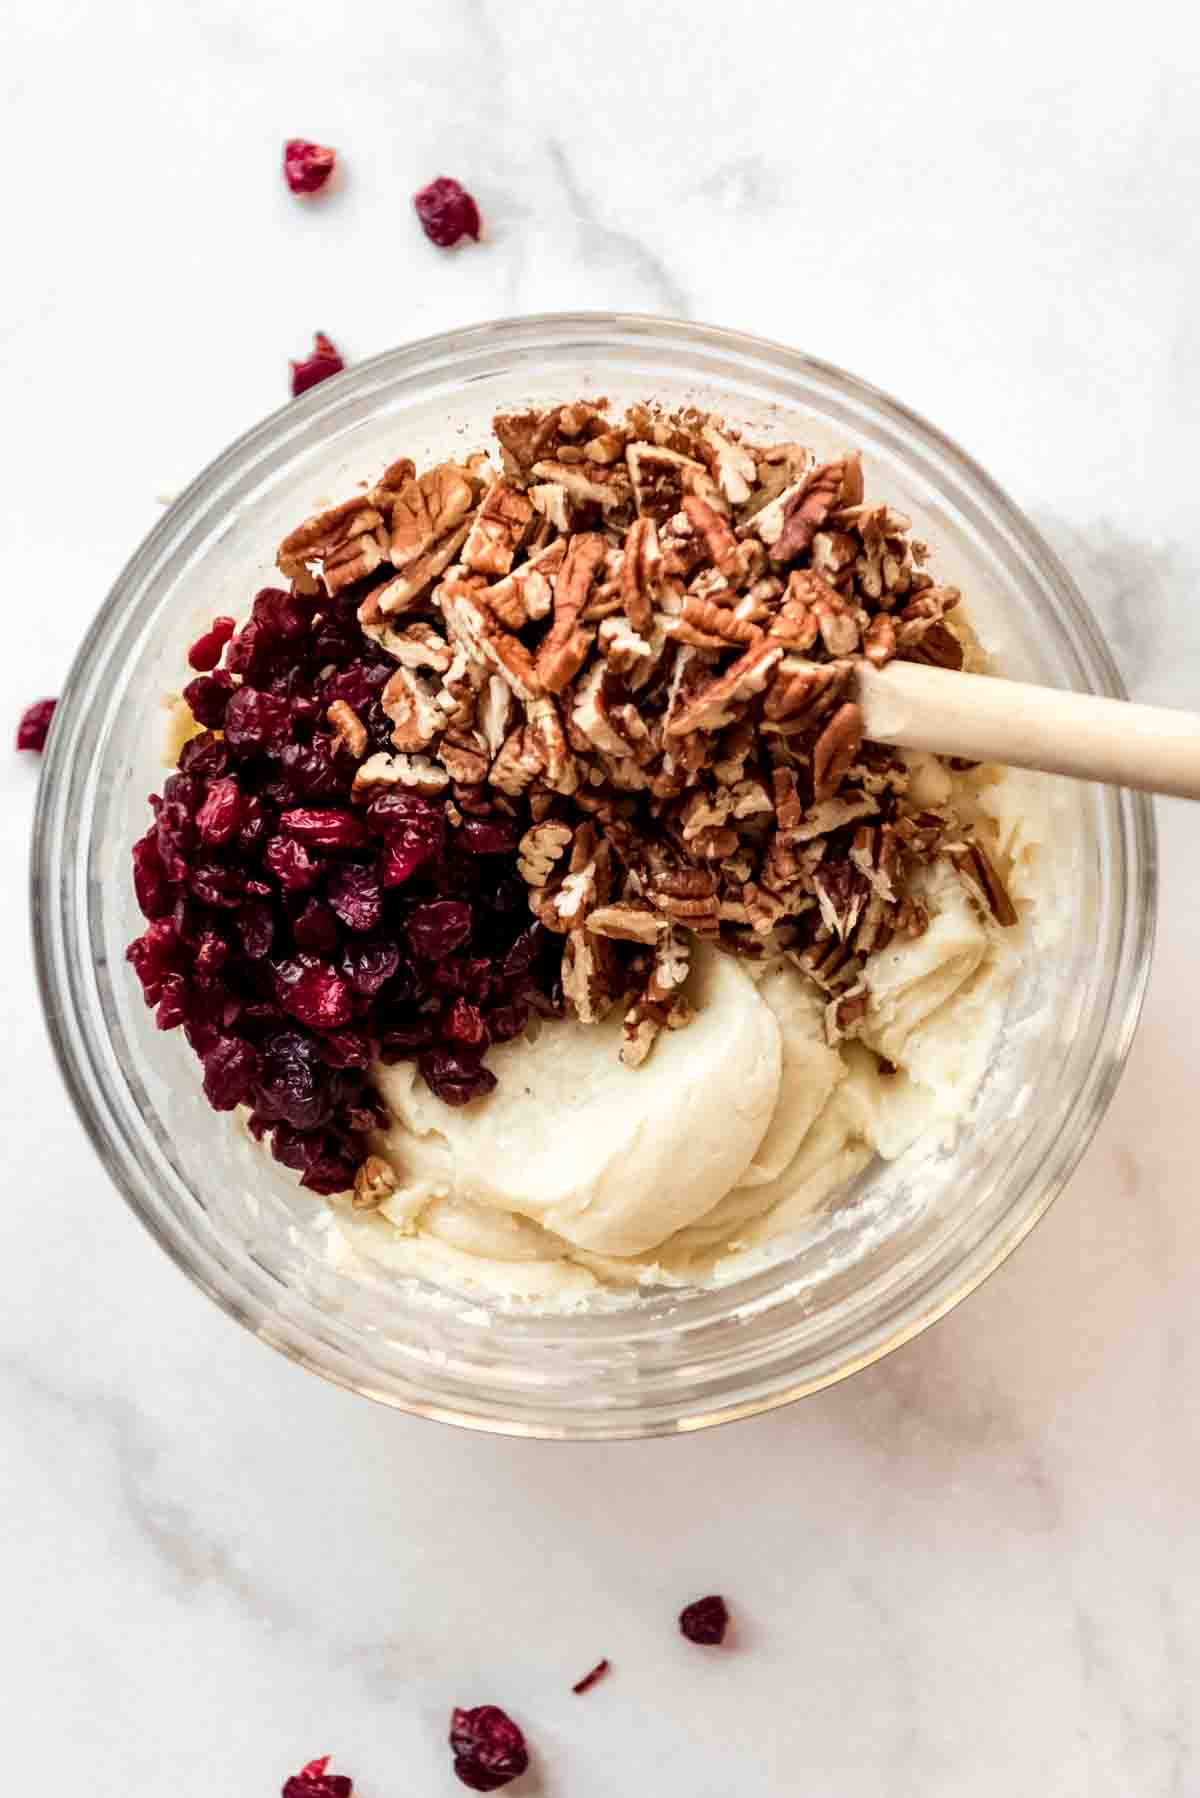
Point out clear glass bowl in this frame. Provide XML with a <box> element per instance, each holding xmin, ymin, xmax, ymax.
<box><xmin>32</xmin><ymin>313</ymin><xmax>1155</xmax><ymax>1438</ymax></box>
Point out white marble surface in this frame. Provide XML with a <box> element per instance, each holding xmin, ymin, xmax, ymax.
<box><xmin>3</xmin><ymin>1</ymin><xmax>1199</xmax><ymax>1792</ymax></box>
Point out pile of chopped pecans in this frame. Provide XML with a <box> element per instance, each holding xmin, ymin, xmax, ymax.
<box><xmin>275</xmin><ymin>400</ymin><xmax>1015</xmax><ymax>1065</ymax></box>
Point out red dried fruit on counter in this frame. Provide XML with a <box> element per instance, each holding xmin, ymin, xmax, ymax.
<box><xmin>290</xmin><ymin>332</ymin><xmax>345</xmax><ymax>398</ymax></box>
<box><xmin>16</xmin><ymin>697</ymin><xmax>56</xmax><ymax>752</ymax></box>
<box><xmin>413</xmin><ymin>176</ymin><xmax>481</xmax><ymax>247</ymax></box>
<box><xmin>282</xmin><ymin>1753</ymin><xmax>353</xmax><ymax>1797</ymax></box>
<box><xmin>187</xmin><ymin>615</ymin><xmax>236</xmax><ymax>671</ymax></box>
<box><xmin>449</xmin><ymin>1705</ymin><xmax>529</xmax><ymax>1791</ymax></box>
<box><xmin>571</xmin><ymin>1658</ymin><xmax>610</xmax><ymax>1695</ymax></box>
<box><xmin>679</xmin><ymin>1594</ymin><xmax>729</xmax><ymax>1645</ymax></box>
<box><xmin>282</xmin><ymin>139</ymin><xmax>337</xmax><ymax>196</ymax></box>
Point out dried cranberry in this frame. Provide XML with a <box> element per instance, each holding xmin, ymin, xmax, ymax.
<box><xmin>679</xmin><ymin>1595</ymin><xmax>729</xmax><ymax>1645</ymax></box>
<box><xmin>194</xmin><ymin>929</ymin><xmax>230</xmax><ymax>976</ymax></box>
<box><xmin>271</xmin><ymin>1125</ymin><xmax>357</xmax><ymax>1195</ymax></box>
<box><xmin>195</xmin><ymin>777</ymin><xmax>243</xmax><ymax>845</ymax></box>
<box><xmin>486</xmin><ymin>1000</ymin><xmax>529</xmax><ymax>1043</ymax></box>
<box><xmin>407</xmin><ymin>899</ymin><xmax>472</xmax><ymax>960</ymax></box>
<box><xmin>189</xmin><ymin>858</ymin><xmax>245</xmax><ymax>909</ymax></box>
<box><xmin>202</xmin><ymin>1037</ymin><xmax>259</xmax><ymax>1110</ymax></box>
<box><xmin>265</xmin><ymin>834</ymin><xmax>322</xmax><ymax>893</ymax></box>
<box><xmin>187</xmin><ymin>615</ymin><xmax>237</xmax><ymax>671</ymax></box>
<box><xmin>155</xmin><ymin>973</ymin><xmax>189</xmax><ymax>1031</ymax></box>
<box><xmin>420</xmin><ymin>1047</ymin><xmax>497</xmax><ymax>1107</ymax></box>
<box><xmin>290</xmin><ymin>332</ymin><xmax>345</xmax><ymax>398</ymax></box>
<box><xmin>459</xmin><ymin>817</ymin><xmax>516</xmax><ymax>855</ymax></box>
<box><xmin>340</xmin><ymin>938</ymin><xmax>402</xmax><ymax>996</ymax></box>
<box><xmin>449</xmin><ymin>1706</ymin><xmax>528</xmax><ymax>1792</ymax></box>
<box><xmin>443</xmin><ymin>998</ymin><xmax>489</xmax><ymax>1047</ymax></box>
<box><xmin>280</xmin><ymin>807</ymin><xmax>367</xmax><ymax>850</ymax></box>
<box><xmin>281</xmin><ymin>1754</ymin><xmax>353</xmax><ymax>1798</ymax></box>
<box><xmin>17</xmin><ymin>697</ymin><xmax>57</xmax><ymax>751</ymax></box>
<box><xmin>278</xmin><ymin>738</ymin><xmax>343</xmax><ymax>802</ymax></box>
<box><xmin>316</xmin><ymin>1027</ymin><xmax>372</xmax><ymax>1069</ymax></box>
<box><xmin>178</xmin><ymin>732</ymin><xmax>230</xmax><ymax>779</ymax></box>
<box><xmin>282</xmin><ymin>139</ymin><xmax>337</xmax><ymax>196</ymax></box>
<box><xmin>571</xmin><ymin>1658</ymin><xmax>610</xmax><ymax>1696</ymax></box>
<box><xmin>224</xmin><ymin>686</ymin><xmax>292</xmax><ymax>755</ymax></box>
<box><xmin>254</xmin><ymin>1031</ymin><xmax>333</xmax><ymax>1131</ymax></box>
<box><xmin>326</xmin><ymin>861</ymin><xmax>383</xmax><ymax>933</ymax></box>
<box><xmin>414</xmin><ymin>177</ymin><xmax>482</xmax><ymax>248</ymax></box>
<box><xmin>183</xmin><ymin>671</ymin><xmax>235</xmax><ymax>729</ymax></box>
<box><xmin>132</xmin><ymin>828</ymin><xmax>173</xmax><ymax>919</ymax></box>
<box><xmin>273</xmin><ymin>955</ymin><xmax>354</xmax><ymax>1031</ymax></box>
<box><xmin>292</xmin><ymin>897</ymin><xmax>339</xmax><ymax>953</ymax></box>
<box><xmin>126</xmin><ymin>918</ymin><xmax>182</xmax><ymax>1003</ymax></box>
<box><xmin>235</xmin><ymin>900</ymin><xmax>275</xmax><ymax>960</ymax></box>
<box><xmin>252</xmin><ymin>586</ymin><xmax>312</xmax><ymax>645</ymax></box>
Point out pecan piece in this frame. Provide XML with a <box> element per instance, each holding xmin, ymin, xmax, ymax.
<box><xmin>461</xmin><ymin>479</ymin><xmax>534</xmax><ymax>577</ymax></box>
<box><xmin>665</xmin><ymin>642</ymin><xmax>783</xmax><ymax>737</ymax></box>
<box><xmin>812</xmin><ymin>701</ymin><xmax>864</xmax><ymax>801</ymax></box>
<box><xmin>326</xmin><ymin>700</ymin><xmax>367</xmax><ymax>760</ymax></box>
<box><xmin>485</xmin><ymin>540</ymin><xmax>565</xmax><ymax>630</ymax></box>
<box><xmin>620</xmin><ymin>516</ymin><xmax>661</xmax><ymax>633</ymax></box>
<box><xmin>387</xmin><ymin>461</ymin><xmax>478</xmax><ymax>570</ymax></box>
<box><xmin>770</xmin><ymin>461</ymin><xmax>845</xmax><ymax>564</ymax></box>
<box><xmin>948</xmin><ymin>841</ymin><xmax>1018</xmax><ymax>927</ymax></box>
<box><xmin>353</xmin><ymin>1155</ymin><xmax>397</xmax><ymax>1211</ymax></box>
<box><xmin>381</xmin><ymin>666</ymin><xmax>445</xmax><ymax>753</ymax></box>
<box><xmin>536</xmin><ymin>533</ymin><xmax>606</xmax><ymax>694</ymax></box>
<box><xmin>681</xmin><ymin>493</ymin><xmax>740</xmax><ymax>578</ymax></box>
<box><xmin>440</xmin><ymin>578</ymin><xmax>543</xmax><ymax>701</ymax></box>
<box><xmin>518</xmin><ymin>820</ymin><xmax>573</xmax><ymax>886</ymax></box>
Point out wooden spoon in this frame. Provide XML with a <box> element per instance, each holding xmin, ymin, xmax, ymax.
<box><xmin>857</xmin><ymin>659</ymin><xmax>1200</xmax><ymax>801</ymax></box>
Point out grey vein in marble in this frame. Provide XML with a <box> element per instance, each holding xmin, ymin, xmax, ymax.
<box><xmin>547</xmin><ymin>139</ymin><xmax>692</xmax><ymax>320</ymax></box>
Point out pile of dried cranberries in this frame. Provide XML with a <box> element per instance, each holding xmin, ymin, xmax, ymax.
<box><xmin>125</xmin><ymin>584</ymin><xmax>562</xmax><ymax>1195</ymax></box>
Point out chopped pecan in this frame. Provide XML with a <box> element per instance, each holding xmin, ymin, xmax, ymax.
<box><xmin>461</xmin><ymin>479</ymin><xmax>534</xmax><ymax>577</ymax></box>
<box><xmin>277</xmin><ymin>498</ymin><xmax>387</xmax><ymax>590</ymax></box>
<box><xmin>862</xmin><ymin>614</ymin><xmax>898</xmax><ymax>667</ymax></box>
<box><xmin>326</xmin><ymin>700</ymin><xmax>367</xmax><ymax>760</ymax></box>
<box><xmin>536</xmin><ymin>533</ymin><xmax>605</xmax><ymax>693</ymax></box>
<box><xmin>518</xmin><ymin>819</ymin><xmax>573</xmax><ymax>887</ymax></box>
<box><xmin>351</xmin><ymin>750</ymin><xmax>449</xmax><ymax>800</ymax></box>
<box><xmin>526</xmin><ymin>695</ymin><xmax>578</xmax><ymax>795</ymax></box>
<box><xmin>387</xmin><ymin>462</ymin><xmax>479</xmax><ymax>570</ymax></box>
<box><xmin>585</xmin><ymin>904</ymin><xmax>668</xmax><ymax>943</ymax></box>
<box><xmin>701</xmin><ymin>423</ymin><xmax>757</xmax><ymax>504</ymax></box>
<box><xmin>681</xmin><ymin>493</ymin><xmax>740</xmax><ymax>577</ymax></box>
<box><xmin>440</xmin><ymin>578</ymin><xmax>543</xmax><ymax>701</ymax></box>
<box><xmin>668</xmin><ymin>596</ymin><xmax>762</xmax><ymax>651</ymax></box>
<box><xmin>948</xmin><ymin>840</ymin><xmax>1018</xmax><ymax>926</ymax></box>
<box><xmin>561</xmin><ymin>927</ymin><xmax>620</xmax><ymax>1024</ymax></box>
<box><xmin>438</xmin><ymin>727</ymin><xmax>490</xmax><ymax>785</ymax></box>
<box><xmin>478</xmin><ymin>676</ymin><xmax>516</xmax><ymax>759</ymax></box>
<box><xmin>364</xmin><ymin>619</ymin><xmax>454</xmax><ymax>673</ymax></box>
<box><xmin>770</xmin><ymin>461</ymin><xmax>845</xmax><ymax>564</ymax></box>
<box><xmin>665</xmin><ymin>641</ymin><xmax>783</xmax><ymax>737</ymax></box>
<box><xmin>626</xmin><ymin>442</ymin><xmax>707</xmax><ymax>523</ymax></box>
<box><xmin>811</xmin><ymin>702</ymin><xmax>864</xmax><ymax>802</ymax></box>
<box><xmin>353</xmin><ymin>1155</ymin><xmax>397</xmax><ymax>1211</ymax></box>
<box><xmin>763</xmin><ymin>657</ymin><xmax>853</xmax><ymax>726</ymax></box>
<box><xmin>620</xmin><ymin>516</ymin><xmax>661</xmax><ymax>632</ymax></box>
<box><xmin>381</xmin><ymin>665</ymin><xmax>445</xmax><ymax>752</ymax></box>
<box><xmin>531</xmin><ymin>459</ymin><xmax>629</xmax><ymax>513</ymax></box>
<box><xmin>485</xmin><ymin>540</ymin><xmax>565</xmax><ymax>630</ymax></box>
<box><xmin>494</xmin><ymin>408</ymin><xmax>564</xmax><ymax>476</ymax></box>
<box><xmin>772</xmin><ymin>766</ymin><xmax>803</xmax><ymax>829</ymax></box>
<box><xmin>359</xmin><ymin>521</ymin><xmax>472</xmax><ymax>620</ymax></box>
<box><xmin>491</xmin><ymin>724</ymin><xmax>544</xmax><ymax>796</ymax></box>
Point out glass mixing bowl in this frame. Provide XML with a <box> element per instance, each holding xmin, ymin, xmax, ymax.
<box><xmin>32</xmin><ymin>313</ymin><xmax>1155</xmax><ymax>1438</ymax></box>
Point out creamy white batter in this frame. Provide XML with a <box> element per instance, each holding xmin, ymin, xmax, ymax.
<box><xmin>329</xmin><ymin>761</ymin><xmax>1047</xmax><ymax>1306</ymax></box>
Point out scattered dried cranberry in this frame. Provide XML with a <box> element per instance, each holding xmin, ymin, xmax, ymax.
<box><xmin>281</xmin><ymin>1753</ymin><xmax>353</xmax><ymax>1798</ymax></box>
<box><xmin>449</xmin><ymin>1706</ymin><xmax>528</xmax><ymax>1792</ymax></box>
<box><xmin>290</xmin><ymin>332</ymin><xmax>345</xmax><ymax>398</ymax></box>
<box><xmin>571</xmin><ymin>1658</ymin><xmax>610</xmax><ymax>1696</ymax></box>
<box><xmin>282</xmin><ymin>139</ymin><xmax>337</xmax><ymax>196</ymax></box>
<box><xmin>187</xmin><ymin>615</ymin><xmax>236</xmax><ymax>671</ymax></box>
<box><xmin>679</xmin><ymin>1595</ymin><xmax>729</xmax><ymax>1645</ymax></box>
<box><xmin>413</xmin><ymin>176</ymin><xmax>481</xmax><ymax>248</ymax></box>
<box><xmin>16</xmin><ymin>697</ymin><xmax>56</xmax><ymax>752</ymax></box>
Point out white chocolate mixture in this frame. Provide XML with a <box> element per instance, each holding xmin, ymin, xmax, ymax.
<box><xmin>329</xmin><ymin>759</ymin><xmax>1045</xmax><ymax>1306</ymax></box>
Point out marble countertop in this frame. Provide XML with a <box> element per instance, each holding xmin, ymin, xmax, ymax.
<box><xmin>3</xmin><ymin>1</ymin><xmax>1198</xmax><ymax>1792</ymax></box>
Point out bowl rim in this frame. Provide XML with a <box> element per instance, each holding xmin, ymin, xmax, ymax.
<box><xmin>32</xmin><ymin>309</ymin><xmax>1157</xmax><ymax>1437</ymax></box>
